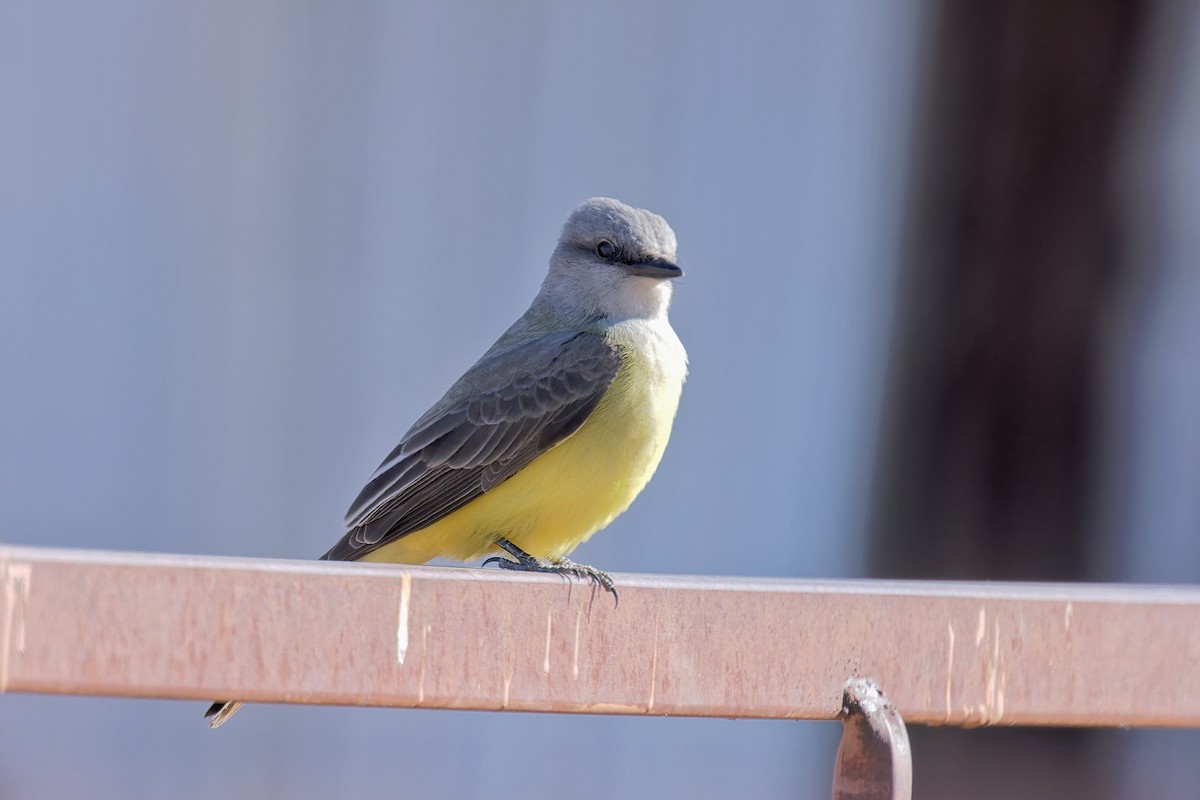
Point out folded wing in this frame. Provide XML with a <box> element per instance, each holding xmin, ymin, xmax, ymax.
<box><xmin>323</xmin><ymin>331</ymin><xmax>621</xmax><ymax>561</ymax></box>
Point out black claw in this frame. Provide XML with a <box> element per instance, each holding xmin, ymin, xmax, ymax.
<box><xmin>484</xmin><ymin>538</ymin><xmax>619</xmax><ymax>607</ymax></box>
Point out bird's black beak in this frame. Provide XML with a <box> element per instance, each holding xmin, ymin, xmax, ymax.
<box><xmin>623</xmin><ymin>257</ymin><xmax>683</xmax><ymax>279</ymax></box>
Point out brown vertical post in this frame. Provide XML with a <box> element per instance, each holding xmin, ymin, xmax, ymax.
<box><xmin>870</xmin><ymin>1</ymin><xmax>1150</xmax><ymax>797</ymax></box>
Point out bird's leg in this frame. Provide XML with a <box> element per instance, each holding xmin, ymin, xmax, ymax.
<box><xmin>484</xmin><ymin>537</ymin><xmax>619</xmax><ymax>606</ymax></box>
<box><xmin>483</xmin><ymin>537</ymin><xmax>544</xmax><ymax>570</ymax></box>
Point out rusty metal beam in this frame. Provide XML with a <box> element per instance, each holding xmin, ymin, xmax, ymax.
<box><xmin>2</xmin><ymin>544</ymin><xmax>1199</xmax><ymax>727</ymax></box>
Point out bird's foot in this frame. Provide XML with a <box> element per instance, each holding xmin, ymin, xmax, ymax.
<box><xmin>552</xmin><ymin>557</ymin><xmax>618</xmax><ymax>599</ymax></box>
<box><xmin>484</xmin><ymin>538</ymin><xmax>619</xmax><ymax>606</ymax></box>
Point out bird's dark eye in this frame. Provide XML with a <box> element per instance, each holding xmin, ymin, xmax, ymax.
<box><xmin>596</xmin><ymin>240</ymin><xmax>617</xmax><ymax>261</ymax></box>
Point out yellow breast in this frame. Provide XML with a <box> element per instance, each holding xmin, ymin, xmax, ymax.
<box><xmin>362</xmin><ymin>320</ymin><xmax>687</xmax><ymax>565</ymax></box>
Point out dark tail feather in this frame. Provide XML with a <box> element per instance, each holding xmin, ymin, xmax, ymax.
<box><xmin>204</xmin><ymin>700</ymin><xmax>244</xmax><ymax>728</ymax></box>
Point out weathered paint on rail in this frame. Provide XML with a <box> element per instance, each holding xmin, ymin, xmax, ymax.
<box><xmin>2</xmin><ymin>545</ymin><xmax>1198</xmax><ymax>727</ymax></box>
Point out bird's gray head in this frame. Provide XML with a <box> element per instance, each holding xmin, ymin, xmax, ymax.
<box><xmin>538</xmin><ymin>198</ymin><xmax>682</xmax><ymax>323</ymax></box>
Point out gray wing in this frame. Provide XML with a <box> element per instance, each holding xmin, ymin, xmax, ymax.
<box><xmin>322</xmin><ymin>331</ymin><xmax>621</xmax><ymax>562</ymax></box>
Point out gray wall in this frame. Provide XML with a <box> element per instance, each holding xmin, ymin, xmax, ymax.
<box><xmin>0</xmin><ymin>2</ymin><xmax>925</xmax><ymax>798</ymax></box>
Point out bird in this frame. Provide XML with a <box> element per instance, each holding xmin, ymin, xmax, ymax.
<box><xmin>205</xmin><ymin>197</ymin><xmax>687</xmax><ymax>727</ymax></box>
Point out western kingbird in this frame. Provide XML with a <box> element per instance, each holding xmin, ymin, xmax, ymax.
<box><xmin>206</xmin><ymin>197</ymin><xmax>687</xmax><ymax>727</ymax></box>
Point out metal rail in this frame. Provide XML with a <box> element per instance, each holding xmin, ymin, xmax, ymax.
<box><xmin>4</xmin><ymin>545</ymin><xmax>1199</xmax><ymax>799</ymax></box>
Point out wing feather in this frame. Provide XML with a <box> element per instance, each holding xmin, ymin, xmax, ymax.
<box><xmin>323</xmin><ymin>331</ymin><xmax>620</xmax><ymax>561</ymax></box>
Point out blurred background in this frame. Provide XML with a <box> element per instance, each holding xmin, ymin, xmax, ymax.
<box><xmin>2</xmin><ymin>1</ymin><xmax>1198</xmax><ymax>797</ymax></box>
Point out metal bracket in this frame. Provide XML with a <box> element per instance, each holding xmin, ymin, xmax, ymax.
<box><xmin>833</xmin><ymin>678</ymin><xmax>912</xmax><ymax>800</ymax></box>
